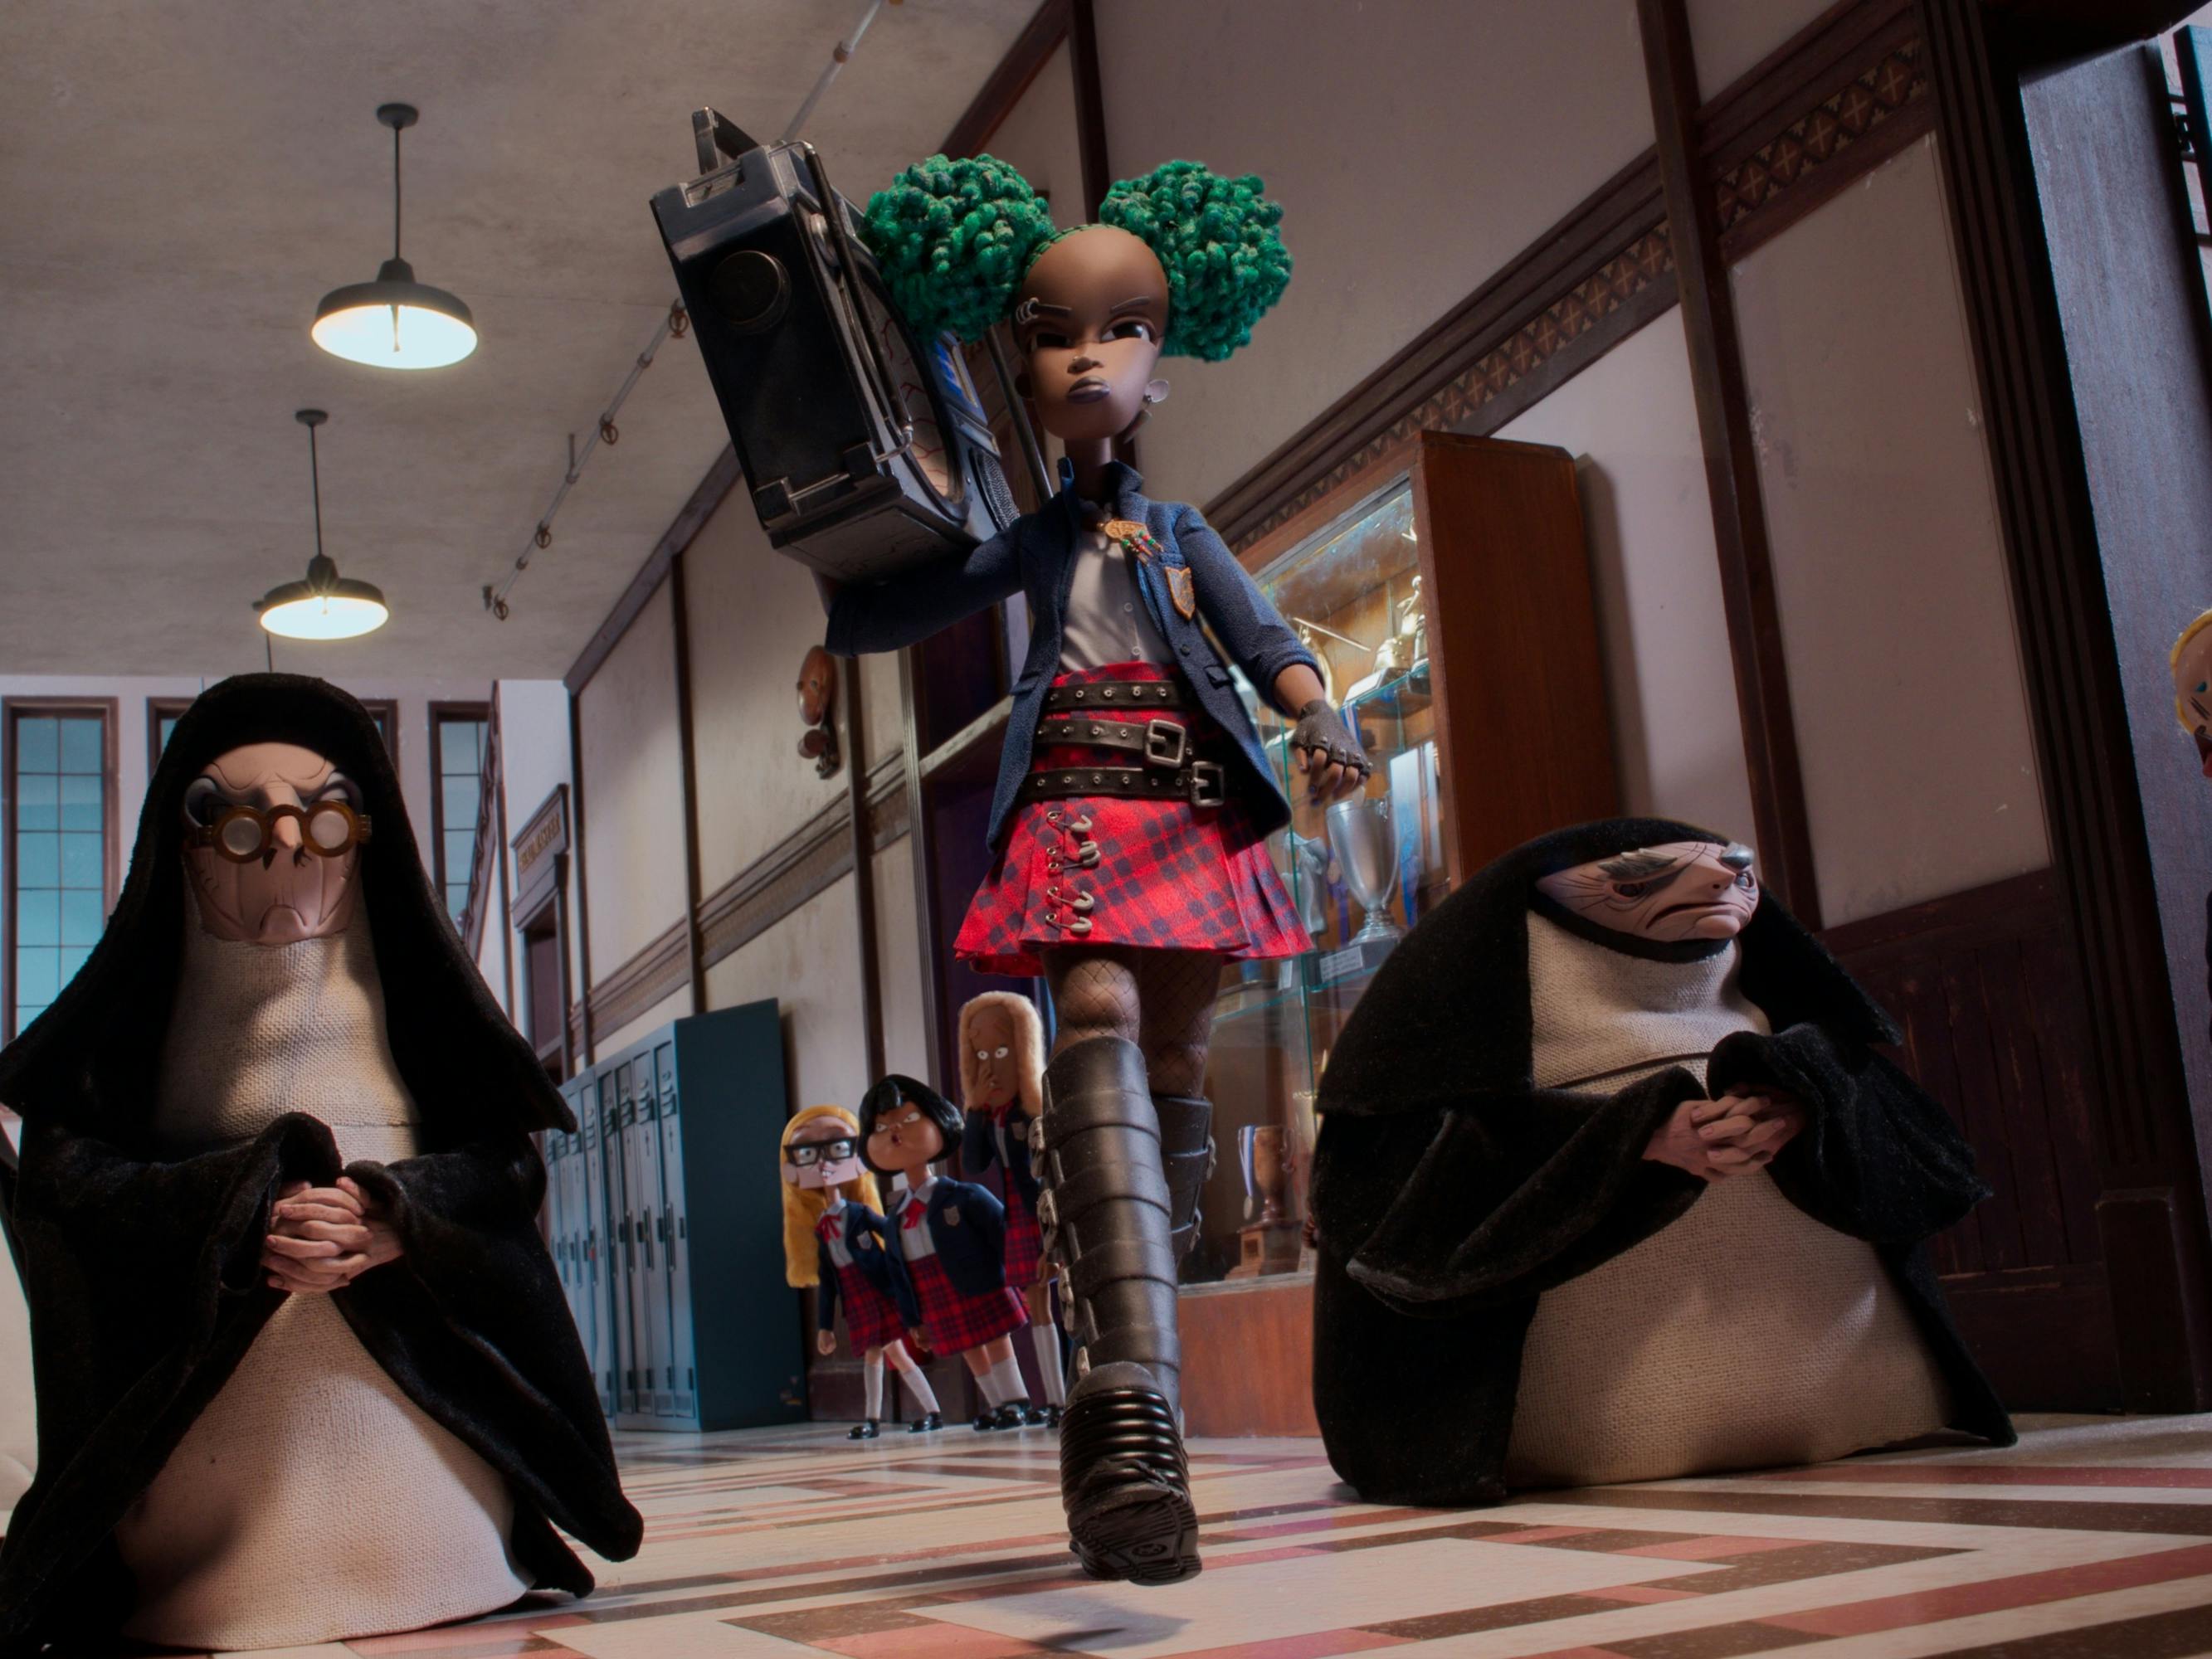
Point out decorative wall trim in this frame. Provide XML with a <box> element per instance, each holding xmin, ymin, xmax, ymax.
<box><xmin>582</xmin><ymin>754</ymin><xmax>909</xmax><ymax>1036</ymax></box>
<box><xmin>942</xmin><ymin>0</ymin><xmax>1070</xmax><ymax>159</ymax></box>
<box><xmin>586</xmin><ymin>917</ymin><xmax>691</xmax><ymax>1046</ymax></box>
<box><xmin>1206</xmin><ymin>0</ymin><xmax>1937</xmax><ymax>555</ymax></box>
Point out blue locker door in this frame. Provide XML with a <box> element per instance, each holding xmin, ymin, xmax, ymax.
<box><xmin>655</xmin><ymin>1041</ymin><xmax>697</xmax><ymax>1420</ymax></box>
<box><xmin>563</xmin><ymin>1126</ymin><xmax>596</xmax><ymax>1388</ymax></box>
<box><xmin>630</xmin><ymin>1054</ymin><xmax>675</xmax><ymax>1416</ymax></box>
<box><xmin>581</xmin><ymin>1084</ymin><xmax>616</xmax><ymax>1418</ymax></box>
<box><xmin>605</xmin><ymin>1069</ymin><xmax>639</xmax><ymax>1417</ymax></box>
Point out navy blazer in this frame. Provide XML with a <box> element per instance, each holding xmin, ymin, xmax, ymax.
<box><xmin>826</xmin><ymin>460</ymin><xmax>1318</xmax><ymax>850</ymax></box>
<box><xmin>884</xmin><ymin>1177</ymin><xmax>1011</xmax><ymax>1322</ymax></box>
<box><xmin>962</xmin><ymin>1102</ymin><xmax>1041</xmax><ymax>1212</ymax></box>
<box><xmin>814</xmin><ymin>1198</ymin><xmax>910</xmax><ymax>1333</ymax></box>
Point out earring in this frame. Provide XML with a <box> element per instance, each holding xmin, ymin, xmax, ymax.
<box><xmin>1143</xmin><ymin>378</ymin><xmax>1170</xmax><ymax>406</ymax></box>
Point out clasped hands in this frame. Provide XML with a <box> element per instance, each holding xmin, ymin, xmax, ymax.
<box><xmin>261</xmin><ymin>1175</ymin><xmax>404</xmax><ymax>1295</ymax></box>
<box><xmin>1644</xmin><ymin>1089</ymin><xmax>1806</xmax><ymax>1183</ymax></box>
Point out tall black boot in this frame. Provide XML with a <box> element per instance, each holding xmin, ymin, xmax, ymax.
<box><xmin>1152</xmin><ymin>1093</ymin><xmax>1213</xmax><ymax>1264</ymax></box>
<box><xmin>1036</xmin><ymin>1034</ymin><xmax>1199</xmax><ymax>1585</ymax></box>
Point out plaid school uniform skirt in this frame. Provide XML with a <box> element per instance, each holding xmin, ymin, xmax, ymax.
<box><xmin>905</xmin><ymin>1253</ymin><xmax>1027</xmax><ymax>1355</ymax></box>
<box><xmin>953</xmin><ymin>661</ymin><xmax>1311</xmax><ymax>977</ymax></box>
<box><xmin>1001</xmin><ymin>1177</ymin><xmax>1045</xmax><ymax>1288</ymax></box>
<box><xmin>829</xmin><ymin>1258</ymin><xmax>906</xmax><ymax>1355</ymax></box>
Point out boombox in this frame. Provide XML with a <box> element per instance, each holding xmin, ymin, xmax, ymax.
<box><xmin>651</xmin><ymin>110</ymin><xmax>1021</xmax><ymax>581</ymax></box>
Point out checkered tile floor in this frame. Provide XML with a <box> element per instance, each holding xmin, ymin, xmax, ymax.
<box><xmin>155</xmin><ymin>1413</ymin><xmax>2212</xmax><ymax>1657</ymax></box>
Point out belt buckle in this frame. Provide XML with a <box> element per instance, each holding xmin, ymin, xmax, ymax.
<box><xmin>1188</xmin><ymin>761</ymin><xmax>1226</xmax><ymax>809</ymax></box>
<box><xmin>1143</xmin><ymin>718</ymin><xmax>1187</xmax><ymax>768</ymax></box>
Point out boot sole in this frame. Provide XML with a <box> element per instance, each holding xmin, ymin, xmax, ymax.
<box><xmin>1068</xmin><ymin>1478</ymin><xmax>1201</xmax><ymax>1585</ymax></box>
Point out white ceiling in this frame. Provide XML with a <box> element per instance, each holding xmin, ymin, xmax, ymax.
<box><xmin>0</xmin><ymin>0</ymin><xmax>1039</xmax><ymax>679</ymax></box>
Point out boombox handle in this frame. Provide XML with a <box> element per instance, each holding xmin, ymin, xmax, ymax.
<box><xmin>685</xmin><ymin>105</ymin><xmax>1051</xmax><ymax>505</ymax></box>
<box><xmin>692</xmin><ymin>107</ymin><xmax>761</xmax><ymax>176</ymax></box>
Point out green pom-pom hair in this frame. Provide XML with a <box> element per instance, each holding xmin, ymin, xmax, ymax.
<box><xmin>859</xmin><ymin>153</ymin><xmax>1291</xmax><ymax>360</ymax></box>
<box><xmin>860</xmin><ymin>154</ymin><xmax>1060</xmax><ymax>345</ymax></box>
<box><xmin>1099</xmin><ymin>160</ymin><xmax>1291</xmax><ymax>362</ymax></box>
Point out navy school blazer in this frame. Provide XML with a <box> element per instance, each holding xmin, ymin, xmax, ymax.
<box><xmin>815</xmin><ymin>1198</ymin><xmax>912</xmax><ymax>1332</ymax></box>
<box><xmin>825</xmin><ymin>460</ymin><xmax>1319</xmax><ymax>852</ymax></box>
<box><xmin>884</xmin><ymin>1177</ymin><xmax>1011</xmax><ymax>1324</ymax></box>
<box><xmin>962</xmin><ymin>1103</ymin><xmax>1041</xmax><ymax>1213</ymax></box>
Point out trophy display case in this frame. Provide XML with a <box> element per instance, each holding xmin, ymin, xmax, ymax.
<box><xmin>1186</xmin><ymin>431</ymin><xmax>1618</xmax><ymax>1301</ymax></box>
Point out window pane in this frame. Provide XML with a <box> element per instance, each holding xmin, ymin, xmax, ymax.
<box><xmin>60</xmin><ymin>888</ymin><xmax>104</xmax><ymax>946</ymax></box>
<box><xmin>15</xmin><ymin>832</ymin><xmax>58</xmax><ymax>888</ymax></box>
<box><xmin>445</xmin><ymin>883</ymin><xmax>468</xmax><ymax>922</ymax></box>
<box><xmin>15</xmin><ymin>949</ymin><xmax>58</xmax><ymax>1008</ymax></box>
<box><xmin>57</xmin><ymin>945</ymin><xmax>92</xmax><ymax>989</ymax></box>
<box><xmin>59</xmin><ymin>718</ymin><xmax>102</xmax><ymax>775</ymax></box>
<box><xmin>158</xmin><ymin>714</ymin><xmax>181</xmax><ymax>753</ymax></box>
<box><xmin>17</xmin><ymin>891</ymin><xmax>59</xmax><ymax>947</ymax></box>
<box><xmin>15</xmin><ymin>773</ymin><xmax>56</xmax><ymax>831</ymax></box>
<box><xmin>444</xmin><ymin>827</ymin><xmax>474</xmax><ymax>878</ymax></box>
<box><xmin>59</xmin><ymin>773</ymin><xmax>100</xmax><ymax>831</ymax></box>
<box><xmin>440</xmin><ymin>719</ymin><xmax>479</xmax><ymax>774</ymax></box>
<box><xmin>441</xmin><ymin>775</ymin><xmax>479</xmax><ymax>827</ymax></box>
<box><xmin>59</xmin><ymin>832</ymin><xmax>102</xmax><ymax>888</ymax></box>
<box><xmin>17</xmin><ymin>719</ymin><xmax>56</xmax><ymax>773</ymax></box>
<box><xmin>16</xmin><ymin>1004</ymin><xmax>46</xmax><ymax>1029</ymax></box>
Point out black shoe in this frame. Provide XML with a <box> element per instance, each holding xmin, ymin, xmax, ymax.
<box><xmin>972</xmin><ymin>1410</ymin><xmax>1000</xmax><ymax>1432</ymax></box>
<box><xmin>1060</xmin><ymin>1384</ymin><xmax>1200</xmax><ymax>1585</ymax></box>
<box><xmin>907</xmin><ymin>1410</ymin><xmax>943</xmax><ymax>1433</ymax></box>
<box><xmin>1043</xmin><ymin>1404</ymin><xmax>1065</xmax><ymax>1429</ymax></box>
<box><xmin>1023</xmin><ymin>1401</ymin><xmax>1051</xmax><ymax>1427</ymax></box>
<box><xmin>1039</xmin><ymin>1037</ymin><xmax>1201</xmax><ymax>1585</ymax></box>
<box><xmin>848</xmin><ymin>1419</ymin><xmax>880</xmax><ymax>1440</ymax></box>
<box><xmin>993</xmin><ymin>1399</ymin><xmax>1032</xmax><ymax>1430</ymax></box>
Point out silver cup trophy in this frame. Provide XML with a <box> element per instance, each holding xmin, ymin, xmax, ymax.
<box><xmin>1326</xmin><ymin>795</ymin><xmax>1403</xmax><ymax>949</ymax></box>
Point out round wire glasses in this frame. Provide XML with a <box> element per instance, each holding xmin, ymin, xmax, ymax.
<box><xmin>184</xmin><ymin>800</ymin><xmax>374</xmax><ymax>864</ymax></box>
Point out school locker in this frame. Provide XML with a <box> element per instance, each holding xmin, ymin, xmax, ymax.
<box><xmin>538</xmin><ymin>1000</ymin><xmax>802</xmax><ymax>1431</ymax></box>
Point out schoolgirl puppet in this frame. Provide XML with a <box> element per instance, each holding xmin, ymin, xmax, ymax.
<box><xmin>780</xmin><ymin>1104</ymin><xmax>943</xmax><ymax>1438</ymax></box>
<box><xmin>0</xmin><ymin>675</ymin><xmax>639</xmax><ymax>1657</ymax></box>
<box><xmin>831</xmin><ymin>154</ymin><xmax>1369</xmax><ymax>1585</ymax></box>
<box><xmin>957</xmin><ymin>990</ymin><xmax>1060</xmax><ymax>1426</ymax></box>
<box><xmin>857</xmin><ymin>1074</ymin><xmax>1035</xmax><ymax>1432</ymax></box>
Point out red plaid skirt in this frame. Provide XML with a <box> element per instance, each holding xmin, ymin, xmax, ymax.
<box><xmin>1002</xmin><ymin>1180</ymin><xmax>1045</xmax><ymax>1287</ymax></box>
<box><xmin>831</xmin><ymin>1259</ymin><xmax>907</xmax><ymax>1355</ymax></box>
<box><xmin>905</xmin><ymin>1252</ymin><xmax>1026</xmax><ymax>1355</ymax></box>
<box><xmin>954</xmin><ymin>662</ymin><xmax>1311</xmax><ymax>977</ymax></box>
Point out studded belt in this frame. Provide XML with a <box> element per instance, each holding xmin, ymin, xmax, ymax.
<box><xmin>1040</xmin><ymin>679</ymin><xmax>1190</xmax><ymax>713</ymax></box>
<box><xmin>1035</xmin><ymin>713</ymin><xmax>1197</xmax><ymax>767</ymax></box>
<box><xmin>1018</xmin><ymin>762</ymin><xmax>1228</xmax><ymax>810</ymax></box>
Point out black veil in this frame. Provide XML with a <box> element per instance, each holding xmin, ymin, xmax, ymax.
<box><xmin>0</xmin><ymin>673</ymin><xmax>570</xmax><ymax>1141</ymax></box>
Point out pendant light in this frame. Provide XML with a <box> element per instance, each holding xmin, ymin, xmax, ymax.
<box><xmin>256</xmin><ymin>411</ymin><xmax>390</xmax><ymax>640</ymax></box>
<box><xmin>311</xmin><ymin>104</ymin><xmax>478</xmax><ymax>369</ymax></box>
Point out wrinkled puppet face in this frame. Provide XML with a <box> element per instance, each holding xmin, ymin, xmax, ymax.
<box><xmin>1013</xmin><ymin>225</ymin><xmax>1169</xmax><ymax>448</ymax></box>
<box><xmin>783</xmin><ymin>1120</ymin><xmax>865</xmax><ymax>1191</ymax></box>
<box><xmin>181</xmin><ymin>742</ymin><xmax>363</xmax><ymax>946</ymax></box>
<box><xmin>2175</xmin><ymin>627</ymin><xmax>2212</xmax><ymax>778</ymax></box>
<box><xmin>964</xmin><ymin>1002</ymin><xmax>1021</xmax><ymax>1112</ymax></box>
<box><xmin>1536</xmin><ymin>839</ymin><xmax>1759</xmax><ymax>943</ymax></box>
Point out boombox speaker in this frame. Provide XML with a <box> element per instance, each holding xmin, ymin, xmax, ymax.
<box><xmin>651</xmin><ymin>110</ymin><xmax>1021</xmax><ymax>581</ymax></box>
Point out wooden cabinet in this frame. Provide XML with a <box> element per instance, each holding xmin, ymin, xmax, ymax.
<box><xmin>1190</xmin><ymin>431</ymin><xmax>1615</xmax><ymax>1322</ymax></box>
<box><xmin>545</xmin><ymin>1000</ymin><xmax>804</xmax><ymax>1432</ymax></box>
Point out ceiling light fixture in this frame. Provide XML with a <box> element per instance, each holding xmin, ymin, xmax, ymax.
<box><xmin>312</xmin><ymin>103</ymin><xmax>478</xmax><ymax>370</ymax></box>
<box><xmin>256</xmin><ymin>410</ymin><xmax>390</xmax><ymax>640</ymax></box>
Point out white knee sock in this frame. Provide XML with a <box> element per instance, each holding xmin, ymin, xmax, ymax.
<box><xmin>987</xmin><ymin>1353</ymin><xmax>1029</xmax><ymax>1405</ymax></box>
<box><xmin>973</xmin><ymin>1362</ymin><xmax>1007</xmax><ymax>1407</ymax></box>
<box><xmin>1030</xmin><ymin>1325</ymin><xmax>1066</xmax><ymax>1405</ymax></box>
<box><xmin>891</xmin><ymin>1352</ymin><xmax>940</xmax><ymax>1415</ymax></box>
<box><xmin>863</xmin><ymin>1350</ymin><xmax>884</xmax><ymax>1420</ymax></box>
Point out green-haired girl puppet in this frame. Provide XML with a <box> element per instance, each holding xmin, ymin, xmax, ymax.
<box><xmin>829</xmin><ymin>156</ymin><xmax>1368</xmax><ymax>1584</ymax></box>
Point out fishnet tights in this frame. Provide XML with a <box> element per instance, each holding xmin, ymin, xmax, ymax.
<box><xmin>1043</xmin><ymin>946</ymin><xmax>1219</xmax><ymax>1097</ymax></box>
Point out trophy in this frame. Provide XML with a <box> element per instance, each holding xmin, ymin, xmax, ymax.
<box><xmin>1229</xmin><ymin>1123</ymin><xmax>1301</xmax><ymax>1278</ymax></box>
<box><xmin>1286</xmin><ymin>829</ymin><xmax>1333</xmax><ymax>936</ymax></box>
<box><xmin>1327</xmin><ymin>795</ymin><xmax>1403</xmax><ymax>964</ymax></box>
